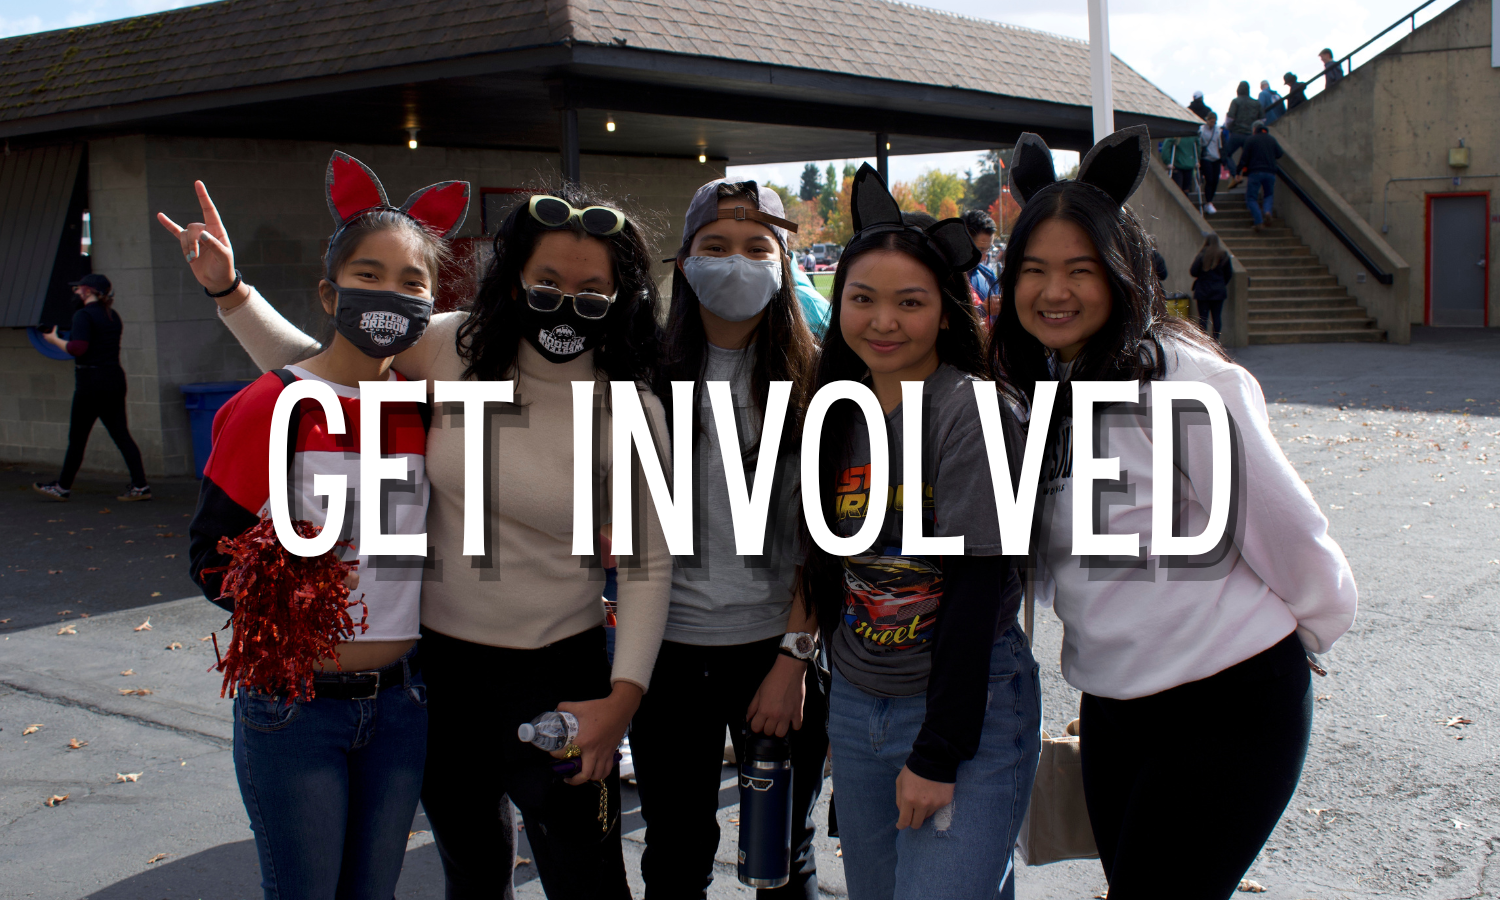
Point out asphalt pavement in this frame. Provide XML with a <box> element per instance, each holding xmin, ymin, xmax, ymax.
<box><xmin>3</xmin><ymin>326</ymin><xmax>1500</xmax><ymax>899</ymax></box>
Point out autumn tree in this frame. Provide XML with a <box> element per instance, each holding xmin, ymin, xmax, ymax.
<box><xmin>914</xmin><ymin>169</ymin><xmax>965</xmax><ymax>219</ymax></box>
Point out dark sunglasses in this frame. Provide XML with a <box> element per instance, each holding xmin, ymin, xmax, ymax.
<box><xmin>521</xmin><ymin>281</ymin><xmax>617</xmax><ymax>320</ymax></box>
<box><xmin>528</xmin><ymin>195</ymin><xmax>627</xmax><ymax>236</ymax></box>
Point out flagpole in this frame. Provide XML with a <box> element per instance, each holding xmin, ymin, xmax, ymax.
<box><xmin>1087</xmin><ymin>0</ymin><xmax>1115</xmax><ymax>142</ymax></box>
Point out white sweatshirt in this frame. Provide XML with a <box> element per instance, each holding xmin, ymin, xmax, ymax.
<box><xmin>1037</xmin><ymin>337</ymin><xmax>1357</xmax><ymax>700</ymax></box>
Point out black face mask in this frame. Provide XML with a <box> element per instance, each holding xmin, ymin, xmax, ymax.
<box><xmin>521</xmin><ymin>303</ymin><xmax>608</xmax><ymax>364</ymax></box>
<box><xmin>334</xmin><ymin>287</ymin><xmax>433</xmax><ymax>358</ymax></box>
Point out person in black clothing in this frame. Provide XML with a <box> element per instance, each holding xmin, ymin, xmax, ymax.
<box><xmin>1319</xmin><ymin>48</ymin><xmax>1344</xmax><ymax>88</ymax></box>
<box><xmin>34</xmin><ymin>273</ymin><xmax>151</xmax><ymax>502</ymax></box>
<box><xmin>1238</xmin><ymin>122</ymin><xmax>1284</xmax><ymax>230</ymax></box>
<box><xmin>1190</xmin><ymin>233</ymin><xmax>1234</xmax><ymax>340</ymax></box>
<box><xmin>1283</xmin><ymin>73</ymin><xmax>1307</xmax><ymax>111</ymax></box>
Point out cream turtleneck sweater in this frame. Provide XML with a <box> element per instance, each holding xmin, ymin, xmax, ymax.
<box><xmin>219</xmin><ymin>289</ymin><xmax>671</xmax><ymax>691</ymax></box>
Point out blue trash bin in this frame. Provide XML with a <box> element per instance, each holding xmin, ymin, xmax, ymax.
<box><xmin>181</xmin><ymin>381</ymin><xmax>254</xmax><ymax>478</ymax></box>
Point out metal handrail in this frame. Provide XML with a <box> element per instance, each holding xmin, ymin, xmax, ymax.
<box><xmin>1330</xmin><ymin>0</ymin><xmax>1439</xmax><ymax>78</ymax></box>
<box><xmin>1274</xmin><ymin>165</ymin><xmax>1394</xmax><ymax>285</ymax></box>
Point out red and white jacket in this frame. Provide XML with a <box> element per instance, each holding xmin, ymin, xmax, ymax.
<box><xmin>188</xmin><ymin>366</ymin><xmax>429</xmax><ymax>642</ymax></box>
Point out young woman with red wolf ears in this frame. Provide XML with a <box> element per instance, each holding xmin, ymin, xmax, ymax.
<box><xmin>166</xmin><ymin>159</ymin><xmax>670</xmax><ymax>898</ymax></box>
<box><xmin>989</xmin><ymin>126</ymin><xmax>1358</xmax><ymax>899</ymax></box>
<box><xmin>166</xmin><ymin>152</ymin><xmax>463</xmax><ymax>899</ymax></box>
<box><xmin>801</xmin><ymin>164</ymin><xmax>1039</xmax><ymax>900</ymax></box>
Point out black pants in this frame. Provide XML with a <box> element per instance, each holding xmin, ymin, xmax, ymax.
<box><xmin>1199</xmin><ymin>158</ymin><xmax>1222</xmax><ymax>204</ymax></box>
<box><xmin>631</xmin><ymin>637</ymin><xmax>829</xmax><ymax>900</ymax></box>
<box><xmin>1197</xmin><ymin>297</ymin><xmax>1225</xmax><ymax>340</ymax></box>
<box><xmin>1171</xmin><ymin>166</ymin><xmax>1195</xmax><ymax>196</ymax></box>
<box><xmin>420</xmin><ymin>627</ymin><xmax>629</xmax><ymax>900</ymax></box>
<box><xmin>59</xmin><ymin>366</ymin><xmax>147</xmax><ymax>490</ymax></box>
<box><xmin>1079</xmin><ymin>633</ymin><xmax>1312</xmax><ymax>900</ymax></box>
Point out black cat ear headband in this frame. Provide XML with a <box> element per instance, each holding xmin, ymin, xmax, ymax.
<box><xmin>1008</xmin><ymin>125</ymin><xmax>1152</xmax><ymax>208</ymax></box>
<box><xmin>847</xmin><ymin>163</ymin><xmax>980</xmax><ymax>273</ymax></box>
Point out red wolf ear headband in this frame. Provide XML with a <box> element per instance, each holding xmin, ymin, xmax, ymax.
<box><xmin>325</xmin><ymin>151</ymin><xmax>470</xmax><ymax>240</ymax></box>
<box><xmin>1008</xmin><ymin>125</ymin><xmax>1152</xmax><ymax>209</ymax></box>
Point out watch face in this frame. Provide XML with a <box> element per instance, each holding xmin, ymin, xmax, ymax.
<box><xmin>794</xmin><ymin>634</ymin><xmax>815</xmax><ymax>657</ymax></box>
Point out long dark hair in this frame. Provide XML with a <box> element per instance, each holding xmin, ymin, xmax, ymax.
<box><xmin>657</xmin><ymin>183</ymin><xmax>817</xmax><ymax>451</ymax></box>
<box><xmin>798</xmin><ymin>228</ymin><xmax>986</xmax><ymax>624</ymax></box>
<box><xmin>987</xmin><ymin>180</ymin><xmax>1225</xmax><ymax>427</ymax></box>
<box><xmin>456</xmin><ymin>182</ymin><xmax>660</xmax><ymax>385</ymax></box>
<box><xmin>1194</xmin><ymin>232</ymin><xmax>1229</xmax><ymax>271</ymax></box>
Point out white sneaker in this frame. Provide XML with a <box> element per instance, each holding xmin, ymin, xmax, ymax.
<box><xmin>1204</xmin><ymin>203</ymin><xmax>1217</xmax><ymax>215</ymax></box>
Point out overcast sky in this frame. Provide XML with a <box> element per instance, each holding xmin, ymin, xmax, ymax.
<box><xmin>0</xmin><ymin>0</ymin><xmax>1462</xmax><ymax>189</ymax></box>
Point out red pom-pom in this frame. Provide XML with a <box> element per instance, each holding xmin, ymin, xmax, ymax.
<box><xmin>205</xmin><ymin>516</ymin><xmax>367</xmax><ymax>701</ymax></box>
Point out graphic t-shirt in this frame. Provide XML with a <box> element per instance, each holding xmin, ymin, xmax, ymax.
<box><xmin>826</xmin><ymin>363</ymin><xmax>1016</xmax><ymax>698</ymax></box>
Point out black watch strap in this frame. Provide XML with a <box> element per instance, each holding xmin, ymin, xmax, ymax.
<box><xmin>778</xmin><ymin>647</ymin><xmax>811</xmax><ymax>663</ymax></box>
<box><xmin>205</xmin><ymin>270</ymin><xmax>243</xmax><ymax>299</ymax></box>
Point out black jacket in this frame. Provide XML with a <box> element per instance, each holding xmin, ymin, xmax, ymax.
<box><xmin>1238</xmin><ymin>133</ymin><xmax>1283</xmax><ymax>174</ymax></box>
<box><xmin>1190</xmin><ymin>254</ymin><xmax>1233</xmax><ymax>303</ymax></box>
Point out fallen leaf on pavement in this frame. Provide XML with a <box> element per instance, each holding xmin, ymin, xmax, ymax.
<box><xmin>48</xmin><ymin>570</ymin><xmax>61</xmax><ymax>575</ymax></box>
<box><xmin>1445</xmin><ymin>716</ymin><xmax>1473</xmax><ymax>727</ymax></box>
<box><xmin>79</xmin><ymin>613</ymin><xmax>89</xmax><ymax>618</ymax></box>
<box><xmin>120</xmin><ymin>669</ymin><xmax>135</xmax><ymax>676</ymax></box>
<box><xmin>87</xmin><ymin>567</ymin><xmax>99</xmax><ymax>571</ymax></box>
<box><xmin>1315</xmin><ymin>694</ymin><xmax>1332</xmax><ymax>701</ymax></box>
<box><xmin>1454</xmin><ymin>819</ymin><xmax>1469</xmax><ymax>829</ymax></box>
<box><xmin>164</xmin><ymin>554</ymin><xmax>176</xmax><ymax>559</ymax></box>
<box><xmin>22</xmin><ymin>724</ymin><xmax>41</xmax><ymax>735</ymax></box>
<box><xmin>56</xmin><ymin>624</ymin><xmax>76</xmax><ymax>635</ymax></box>
<box><xmin>198</xmin><ymin>636</ymin><xmax>212</xmax><ymax>642</ymax></box>
<box><xmin>166</xmin><ymin>642</ymin><xmax>183</xmax><ymax>650</ymax></box>
<box><xmin>0</xmin><ymin>618</ymin><xmax>10</xmax><ymax>623</ymax></box>
<box><xmin>44</xmin><ymin>794</ymin><xmax>68</xmax><ymax>807</ymax></box>
<box><xmin>1238</xmin><ymin>879</ymin><xmax>1267</xmax><ymax>893</ymax></box>
<box><xmin>146</xmin><ymin>853</ymin><xmax>168</xmax><ymax>864</ymax></box>
<box><xmin>119</xmin><ymin>688</ymin><xmax>154</xmax><ymax>696</ymax></box>
<box><xmin>134</xmin><ymin>619</ymin><xmax>152</xmax><ymax>631</ymax></box>
<box><xmin>149</xmin><ymin>591</ymin><xmax>160</xmax><ymax>597</ymax></box>
<box><xmin>67</xmin><ymin>739</ymin><xmax>87</xmax><ymax>750</ymax></box>
<box><xmin>1306</xmin><ymin>808</ymin><xmax>1327</xmax><ymax>816</ymax></box>
<box><xmin>57</xmin><ymin>610</ymin><xmax>70</xmax><ymax>616</ymax></box>
<box><xmin>116</xmin><ymin>772</ymin><xmax>142</xmax><ymax>783</ymax></box>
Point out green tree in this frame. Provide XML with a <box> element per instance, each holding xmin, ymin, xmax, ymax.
<box><xmin>914</xmin><ymin>169</ymin><xmax>965</xmax><ymax>218</ymax></box>
<box><xmin>799</xmin><ymin>163</ymin><xmax>822</xmax><ymax>202</ymax></box>
<box><xmin>819</xmin><ymin>163</ymin><xmax>840</xmax><ymax>220</ymax></box>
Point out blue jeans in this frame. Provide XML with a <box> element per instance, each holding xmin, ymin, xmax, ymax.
<box><xmin>828</xmin><ymin>624</ymin><xmax>1041</xmax><ymax>900</ymax></box>
<box><xmin>234</xmin><ymin>648</ymin><xmax>428</xmax><ymax>900</ymax></box>
<box><xmin>1245</xmin><ymin>172</ymin><xmax>1276</xmax><ymax>225</ymax></box>
<box><xmin>1224</xmin><ymin>132</ymin><xmax>1249</xmax><ymax>169</ymax></box>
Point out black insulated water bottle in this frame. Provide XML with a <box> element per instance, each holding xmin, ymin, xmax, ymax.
<box><xmin>737</xmin><ymin>732</ymin><xmax>793</xmax><ymax>888</ymax></box>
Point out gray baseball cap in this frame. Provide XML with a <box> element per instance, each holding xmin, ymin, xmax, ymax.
<box><xmin>673</xmin><ymin>179</ymin><xmax>798</xmax><ymax>260</ymax></box>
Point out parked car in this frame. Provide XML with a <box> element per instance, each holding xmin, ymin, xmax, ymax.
<box><xmin>811</xmin><ymin>242</ymin><xmax>843</xmax><ymax>267</ymax></box>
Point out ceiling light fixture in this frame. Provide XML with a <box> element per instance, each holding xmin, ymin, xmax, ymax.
<box><xmin>407</xmin><ymin>127</ymin><xmax>420</xmax><ymax>150</ymax></box>
<box><xmin>698</xmin><ymin>152</ymin><xmax>707</xmax><ymax>164</ymax></box>
<box><xmin>606</xmin><ymin>116</ymin><xmax>616</xmax><ymax>133</ymax></box>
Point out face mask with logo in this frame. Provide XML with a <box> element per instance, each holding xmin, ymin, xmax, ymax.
<box><xmin>521</xmin><ymin>304</ymin><xmax>609</xmax><ymax>364</ymax></box>
<box><xmin>682</xmin><ymin>255</ymin><xmax>782</xmax><ymax>322</ymax></box>
<box><xmin>333</xmin><ymin>287</ymin><xmax>433</xmax><ymax>358</ymax></box>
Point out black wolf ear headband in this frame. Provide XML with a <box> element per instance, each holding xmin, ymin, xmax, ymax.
<box><xmin>848</xmin><ymin>163</ymin><xmax>980</xmax><ymax>273</ymax></box>
<box><xmin>1008</xmin><ymin>125</ymin><xmax>1152</xmax><ymax>208</ymax></box>
<box><xmin>325</xmin><ymin>151</ymin><xmax>470</xmax><ymax>239</ymax></box>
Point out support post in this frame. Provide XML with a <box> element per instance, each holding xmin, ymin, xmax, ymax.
<box><xmin>1087</xmin><ymin>0</ymin><xmax>1115</xmax><ymax>142</ymax></box>
<box><xmin>876</xmin><ymin>133</ymin><xmax>889</xmax><ymax>183</ymax></box>
<box><xmin>560</xmin><ymin>108</ymin><xmax>580</xmax><ymax>183</ymax></box>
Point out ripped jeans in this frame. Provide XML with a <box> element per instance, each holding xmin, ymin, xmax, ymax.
<box><xmin>827</xmin><ymin>624</ymin><xmax>1041</xmax><ymax>900</ymax></box>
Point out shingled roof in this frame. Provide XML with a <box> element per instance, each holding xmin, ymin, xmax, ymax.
<box><xmin>0</xmin><ymin>0</ymin><xmax>1194</xmax><ymax>130</ymax></box>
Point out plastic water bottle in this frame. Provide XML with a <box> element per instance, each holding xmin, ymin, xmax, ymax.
<box><xmin>517</xmin><ymin>711</ymin><xmax>578</xmax><ymax>752</ymax></box>
<box><xmin>737</xmin><ymin>733</ymin><xmax>793</xmax><ymax>888</ymax></box>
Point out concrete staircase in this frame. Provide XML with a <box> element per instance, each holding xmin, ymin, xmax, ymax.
<box><xmin>1206</xmin><ymin>189</ymin><xmax>1385</xmax><ymax>344</ymax></box>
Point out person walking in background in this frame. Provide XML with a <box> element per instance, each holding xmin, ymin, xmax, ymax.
<box><xmin>963</xmin><ymin>209</ymin><xmax>1002</xmax><ymax>322</ymax></box>
<box><xmin>1198</xmin><ymin>111</ymin><xmax>1223</xmax><ymax>214</ymax></box>
<box><xmin>1283</xmin><ymin>73</ymin><xmax>1307</xmax><ymax>111</ymax></box>
<box><xmin>33</xmin><ymin>273</ymin><xmax>151</xmax><ymax>503</ymax></box>
<box><xmin>1190</xmin><ymin>233</ymin><xmax>1233</xmax><ymax>341</ymax></box>
<box><xmin>1224</xmin><ymin>81</ymin><xmax>1262</xmax><ymax>187</ymax></box>
<box><xmin>1319</xmin><ymin>48</ymin><xmax>1344</xmax><ymax>88</ymax></box>
<box><xmin>1161</xmin><ymin>132</ymin><xmax>1199</xmax><ymax>198</ymax></box>
<box><xmin>1188</xmin><ymin>90</ymin><xmax>1213</xmax><ymax>121</ymax></box>
<box><xmin>1239</xmin><ymin>121</ymin><xmax>1284</xmax><ymax>231</ymax></box>
<box><xmin>1258</xmin><ymin>80</ymin><xmax>1284</xmax><ymax>125</ymax></box>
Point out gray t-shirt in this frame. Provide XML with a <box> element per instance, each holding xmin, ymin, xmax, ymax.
<box><xmin>827</xmin><ymin>364</ymin><xmax>1016</xmax><ymax>697</ymax></box>
<box><xmin>664</xmin><ymin>344</ymin><xmax>803</xmax><ymax>645</ymax></box>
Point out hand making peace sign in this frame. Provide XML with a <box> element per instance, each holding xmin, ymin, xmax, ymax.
<box><xmin>155</xmin><ymin>181</ymin><xmax>249</xmax><ymax>309</ymax></box>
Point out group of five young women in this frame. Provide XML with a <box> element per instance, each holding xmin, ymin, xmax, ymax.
<box><xmin>170</xmin><ymin>124</ymin><xmax>1356</xmax><ymax>900</ymax></box>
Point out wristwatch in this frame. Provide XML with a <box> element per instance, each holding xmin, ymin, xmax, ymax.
<box><xmin>779</xmin><ymin>632</ymin><xmax>816</xmax><ymax>661</ymax></box>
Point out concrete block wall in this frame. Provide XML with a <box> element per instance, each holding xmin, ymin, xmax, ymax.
<box><xmin>1273</xmin><ymin>0</ymin><xmax>1498</xmax><ymax>327</ymax></box>
<box><xmin>0</xmin><ymin>133</ymin><xmax>723</xmax><ymax>478</ymax></box>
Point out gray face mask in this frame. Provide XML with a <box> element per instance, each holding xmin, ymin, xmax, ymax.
<box><xmin>682</xmin><ymin>255</ymin><xmax>782</xmax><ymax>322</ymax></box>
